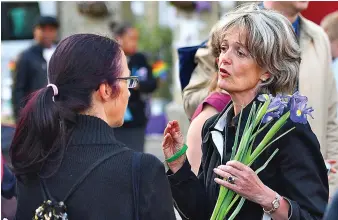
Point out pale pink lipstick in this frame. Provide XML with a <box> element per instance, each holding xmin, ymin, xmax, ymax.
<box><xmin>219</xmin><ymin>68</ymin><xmax>230</xmax><ymax>78</ymax></box>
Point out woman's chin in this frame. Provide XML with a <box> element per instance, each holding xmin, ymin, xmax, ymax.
<box><xmin>111</xmin><ymin>119</ymin><xmax>124</xmax><ymax>128</ymax></box>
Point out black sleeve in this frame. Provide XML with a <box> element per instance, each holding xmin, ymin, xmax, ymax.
<box><xmin>139</xmin><ymin>153</ymin><xmax>176</xmax><ymax>220</ymax></box>
<box><xmin>276</xmin><ymin>122</ymin><xmax>329</xmax><ymax>220</ymax></box>
<box><xmin>12</xmin><ymin>53</ymin><xmax>29</xmax><ymax>120</ymax></box>
<box><xmin>166</xmin><ymin>118</ymin><xmax>215</xmax><ymax>220</ymax></box>
<box><xmin>134</xmin><ymin>53</ymin><xmax>157</xmax><ymax>93</ymax></box>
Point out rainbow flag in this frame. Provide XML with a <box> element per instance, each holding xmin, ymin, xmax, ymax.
<box><xmin>152</xmin><ymin>60</ymin><xmax>168</xmax><ymax>80</ymax></box>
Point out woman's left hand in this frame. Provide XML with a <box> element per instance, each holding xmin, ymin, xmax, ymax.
<box><xmin>214</xmin><ymin>161</ymin><xmax>275</xmax><ymax>206</ymax></box>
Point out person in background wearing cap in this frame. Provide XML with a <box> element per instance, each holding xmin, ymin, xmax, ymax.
<box><xmin>12</xmin><ymin>16</ymin><xmax>59</xmax><ymax>122</ymax></box>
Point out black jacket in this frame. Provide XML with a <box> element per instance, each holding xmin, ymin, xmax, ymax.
<box><xmin>168</xmin><ymin>97</ymin><xmax>329</xmax><ymax>220</ymax></box>
<box><xmin>11</xmin><ymin>44</ymin><xmax>48</xmax><ymax>121</ymax></box>
<box><xmin>122</xmin><ymin>52</ymin><xmax>157</xmax><ymax>128</ymax></box>
<box><xmin>15</xmin><ymin>115</ymin><xmax>176</xmax><ymax>219</ymax></box>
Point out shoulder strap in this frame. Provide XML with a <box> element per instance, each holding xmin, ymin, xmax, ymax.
<box><xmin>132</xmin><ymin>152</ymin><xmax>142</xmax><ymax>220</ymax></box>
<box><xmin>40</xmin><ymin>148</ymin><xmax>129</xmax><ymax>202</ymax></box>
<box><xmin>62</xmin><ymin>147</ymin><xmax>129</xmax><ymax>201</ymax></box>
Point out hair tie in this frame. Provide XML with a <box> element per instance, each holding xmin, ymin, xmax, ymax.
<box><xmin>47</xmin><ymin>84</ymin><xmax>59</xmax><ymax>97</ymax></box>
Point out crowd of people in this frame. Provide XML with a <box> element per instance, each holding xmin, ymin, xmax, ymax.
<box><xmin>2</xmin><ymin>1</ymin><xmax>338</xmax><ymax>220</ymax></box>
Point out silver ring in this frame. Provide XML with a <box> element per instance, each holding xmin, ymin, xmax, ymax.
<box><xmin>227</xmin><ymin>176</ymin><xmax>236</xmax><ymax>184</ymax></box>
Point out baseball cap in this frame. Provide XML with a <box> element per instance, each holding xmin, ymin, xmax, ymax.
<box><xmin>34</xmin><ymin>16</ymin><xmax>59</xmax><ymax>28</ymax></box>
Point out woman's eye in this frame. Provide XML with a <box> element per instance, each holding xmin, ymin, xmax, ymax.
<box><xmin>237</xmin><ymin>50</ymin><xmax>246</xmax><ymax>57</ymax></box>
<box><xmin>221</xmin><ymin>46</ymin><xmax>227</xmax><ymax>52</ymax></box>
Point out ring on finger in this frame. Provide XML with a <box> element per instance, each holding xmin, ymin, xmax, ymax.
<box><xmin>227</xmin><ymin>175</ymin><xmax>236</xmax><ymax>184</ymax></box>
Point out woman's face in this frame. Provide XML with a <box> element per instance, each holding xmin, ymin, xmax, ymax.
<box><xmin>118</xmin><ymin>27</ymin><xmax>139</xmax><ymax>56</ymax></box>
<box><xmin>107</xmin><ymin>51</ymin><xmax>131</xmax><ymax>127</ymax></box>
<box><xmin>217</xmin><ymin>28</ymin><xmax>269</xmax><ymax>96</ymax></box>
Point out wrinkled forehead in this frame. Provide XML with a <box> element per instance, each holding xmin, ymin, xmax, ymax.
<box><xmin>220</xmin><ymin>25</ymin><xmax>249</xmax><ymax>47</ymax></box>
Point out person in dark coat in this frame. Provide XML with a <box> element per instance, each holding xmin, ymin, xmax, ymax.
<box><xmin>162</xmin><ymin>4</ymin><xmax>329</xmax><ymax>220</ymax></box>
<box><xmin>109</xmin><ymin>22</ymin><xmax>157</xmax><ymax>152</ymax></box>
<box><xmin>10</xmin><ymin>34</ymin><xmax>175</xmax><ymax>219</ymax></box>
<box><xmin>12</xmin><ymin>16</ymin><xmax>59</xmax><ymax>122</ymax></box>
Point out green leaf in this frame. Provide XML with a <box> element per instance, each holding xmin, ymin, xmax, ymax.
<box><xmin>238</xmin><ymin>102</ymin><xmax>256</xmax><ymax>162</ymax></box>
<box><xmin>234</xmin><ymin>102</ymin><xmax>256</xmax><ymax>162</ymax></box>
<box><xmin>249</xmin><ymin>111</ymin><xmax>290</xmax><ymax>162</ymax></box>
<box><xmin>253</xmin><ymin>98</ymin><xmax>271</xmax><ymax>129</ymax></box>
<box><xmin>248</xmin><ymin>126</ymin><xmax>294</xmax><ymax>166</ymax></box>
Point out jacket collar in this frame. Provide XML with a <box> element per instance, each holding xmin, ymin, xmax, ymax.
<box><xmin>206</xmin><ymin>95</ymin><xmax>262</xmax><ymax>161</ymax></box>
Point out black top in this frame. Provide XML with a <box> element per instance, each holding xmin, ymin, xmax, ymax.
<box><xmin>15</xmin><ymin>115</ymin><xmax>176</xmax><ymax>219</ymax></box>
<box><xmin>11</xmin><ymin>43</ymin><xmax>48</xmax><ymax>121</ymax></box>
<box><xmin>122</xmin><ymin>52</ymin><xmax>157</xmax><ymax>128</ymax></box>
<box><xmin>168</xmin><ymin>97</ymin><xmax>329</xmax><ymax>220</ymax></box>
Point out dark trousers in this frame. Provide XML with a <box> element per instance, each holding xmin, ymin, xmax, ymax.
<box><xmin>114</xmin><ymin>126</ymin><xmax>146</xmax><ymax>152</ymax></box>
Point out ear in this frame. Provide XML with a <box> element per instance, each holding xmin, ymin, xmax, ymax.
<box><xmin>98</xmin><ymin>83</ymin><xmax>113</xmax><ymax>102</ymax></box>
<box><xmin>260</xmin><ymin>71</ymin><xmax>271</xmax><ymax>82</ymax></box>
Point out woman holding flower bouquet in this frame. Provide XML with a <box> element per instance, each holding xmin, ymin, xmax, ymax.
<box><xmin>163</xmin><ymin>4</ymin><xmax>328</xmax><ymax>220</ymax></box>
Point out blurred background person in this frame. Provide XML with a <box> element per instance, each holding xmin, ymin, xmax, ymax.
<box><xmin>321</xmin><ymin>11</ymin><xmax>338</xmax><ymax>97</ymax></box>
<box><xmin>110</xmin><ymin>22</ymin><xmax>157</xmax><ymax>152</ymax></box>
<box><xmin>11</xmin><ymin>15</ymin><xmax>59</xmax><ymax>123</ymax></box>
<box><xmin>263</xmin><ymin>0</ymin><xmax>338</xmax><ymax>193</ymax></box>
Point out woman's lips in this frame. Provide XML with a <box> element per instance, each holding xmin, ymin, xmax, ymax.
<box><xmin>219</xmin><ymin>68</ymin><xmax>230</xmax><ymax>78</ymax></box>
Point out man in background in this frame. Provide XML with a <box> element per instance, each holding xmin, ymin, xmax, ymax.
<box><xmin>12</xmin><ymin>16</ymin><xmax>59</xmax><ymax>121</ymax></box>
<box><xmin>321</xmin><ymin>11</ymin><xmax>338</xmax><ymax>98</ymax></box>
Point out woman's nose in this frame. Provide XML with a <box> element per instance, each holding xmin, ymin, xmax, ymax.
<box><xmin>219</xmin><ymin>51</ymin><xmax>232</xmax><ymax>65</ymax></box>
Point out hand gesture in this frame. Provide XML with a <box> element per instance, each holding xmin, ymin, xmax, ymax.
<box><xmin>162</xmin><ymin>120</ymin><xmax>185</xmax><ymax>173</ymax></box>
<box><xmin>214</xmin><ymin>161</ymin><xmax>276</xmax><ymax>208</ymax></box>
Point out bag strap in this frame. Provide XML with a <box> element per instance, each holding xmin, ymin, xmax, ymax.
<box><xmin>40</xmin><ymin>147</ymin><xmax>129</xmax><ymax>202</ymax></box>
<box><xmin>132</xmin><ymin>152</ymin><xmax>142</xmax><ymax>220</ymax></box>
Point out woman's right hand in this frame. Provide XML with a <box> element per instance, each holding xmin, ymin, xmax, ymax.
<box><xmin>162</xmin><ymin>120</ymin><xmax>185</xmax><ymax>173</ymax></box>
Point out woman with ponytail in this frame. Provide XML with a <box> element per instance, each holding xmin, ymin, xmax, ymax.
<box><xmin>10</xmin><ymin>34</ymin><xmax>175</xmax><ymax>219</ymax></box>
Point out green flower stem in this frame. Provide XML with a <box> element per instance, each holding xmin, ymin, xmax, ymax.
<box><xmin>233</xmin><ymin>103</ymin><xmax>256</xmax><ymax>162</ymax></box>
<box><xmin>230</xmin><ymin>109</ymin><xmax>243</xmax><ymax>160</ymax></box>
<box><xmin>210</xmin><ymin>187</ymin><xmax>229</xmax><ymax>220</ymax></box>
<box><xmin>228</xmin><ymin>197</ymin><xmax>246</xmax><ymax>220</ymax></box>
<box><xmin>217</xmin><ymin>190</ymin><xmax>236</xmax><ymax>220</ymax></box>
<box><xmin>249</xmin><ymin>111</ymin><xmax>290</xmax><ymax>162</ymax></box>
<box><xmin>248</xmin><ymin>126</ymin><xmax>294</xmax><ymax>166</ymax></box>
<box><xmin>253</xmin><ymin>97</ymin><xmax>271</xmax><ymax>129</ymax></box>
<box><xmin>222</xmin><ymin>149</ymin><xmax>279</xmax><ymax>220</ymax></box>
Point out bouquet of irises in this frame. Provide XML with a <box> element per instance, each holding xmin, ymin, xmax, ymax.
<box><xmin>210</xmin><ymin>91</ymin><xmax>314</xmax><ymax>220</ymax></box>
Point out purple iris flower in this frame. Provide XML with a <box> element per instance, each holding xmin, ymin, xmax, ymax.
<box><xmin>262</xmin><ymin>111</ymin><xmax>281</xmax><ymax>123</ymax></box>
<box><xmin>290</xmin><ymin>92</ymin><xmax>314</xmax><ymax>124</ymax></box>
<box><xmin>259</xmin><ymin>94</ymin><xmax>289</xmax><ymax>123</ymax></box>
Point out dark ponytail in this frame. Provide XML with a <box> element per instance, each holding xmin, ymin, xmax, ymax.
<box><xmin>10</xmin><ymin>86</ymin><xmax>75</xmax><ymax>179</ymax></box>
<box><xmin>10</xmin><ymin>34</ymin><xmax>123</xmax><ymax>180</ymax></box>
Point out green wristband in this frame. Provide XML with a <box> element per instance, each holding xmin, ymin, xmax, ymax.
<box><xmin>166</xmin><ymin>144</ymin><xmax>188</xmax><ymax>163</ymax></box>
